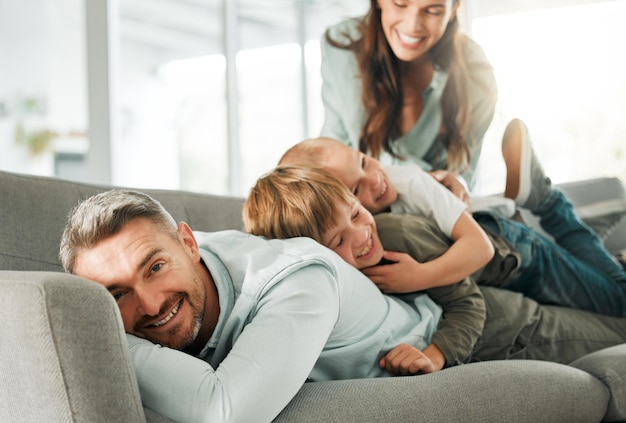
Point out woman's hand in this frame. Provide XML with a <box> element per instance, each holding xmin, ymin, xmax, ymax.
<box><xmin>430</xmin><ymin>170</ymin><xmax>470</xmax><ymax>207</ymax></box>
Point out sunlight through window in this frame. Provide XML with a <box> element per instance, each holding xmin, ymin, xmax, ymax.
<box><xmin>471</xmin><ymin>1</ymin><xmax>626</xmax><ymax>195</ymax></box>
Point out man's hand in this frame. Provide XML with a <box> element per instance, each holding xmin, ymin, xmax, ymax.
<box><xmin>430</xmin><ymin>170</ymin><xmax>470</xmax><ymax>207</ymax></box>
<box><xmin>362</xmin><ymin>251</ymin><xmax>433</xmax><ymax>293</ymax></box>
<box><xmin>379</xmin><ymin>343</ymin><xmax>445</xmax><ymax>375</ymax></box>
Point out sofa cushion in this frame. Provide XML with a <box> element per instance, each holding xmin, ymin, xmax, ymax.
<box><xmin>0</xmin><ymin>170</ymin><xmax>245</xmax><ymax>272</ymax></box>
<box><xmin>274</xmin><ymin>360</ymin><xmax>609</xmax><ymax>422</ymax></box>
<box><xmin>570</xmin><ymin>344</ymin><xmax>626</xmax><ymax>422</ymax></box>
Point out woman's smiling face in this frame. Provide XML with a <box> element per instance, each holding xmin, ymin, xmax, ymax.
<box><xmin>377</xmin><ymin>0</ymin><xmax>457</xmax><ymax>63</ymax></box>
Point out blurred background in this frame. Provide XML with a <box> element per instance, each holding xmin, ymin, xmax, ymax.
<box><xmin>1</xmin><ymin>0</ymin><xmax>625</xmax><ymax>197</ymax></box>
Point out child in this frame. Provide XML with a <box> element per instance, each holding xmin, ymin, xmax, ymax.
<box><xmin>277</xmin><ymin>120</ymin><xmax>626</xmax><ymax>316</ymax></box>
<box><xmin>243</xmin><ymin>164</ymin><xmax>626</xmax><ymax>374</ymax></box>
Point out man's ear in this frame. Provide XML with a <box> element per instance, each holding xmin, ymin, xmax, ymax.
<box><xmin>177</xmin><ymin>222</ymin><xmax>200</xmax><ymax>260</ymax></box>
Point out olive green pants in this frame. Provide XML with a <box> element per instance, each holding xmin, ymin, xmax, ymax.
<box><xmin>471</xmin><ymin>286</ymin><xmax>626</xmax><ymax>364</ymax></box>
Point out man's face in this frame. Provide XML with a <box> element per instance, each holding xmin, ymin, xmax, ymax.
<box><xmin>74</xmin><ymin>218</ymin><xmax>213</xmax><ymax>351</ymax></box>
<box><xmin>322</xmin><ymin>200</ymin><xmax>384</xmax><ymax>269</ymax></box>
<box><xmin>324</xmin><ymin>144</ymin><xmax>398</xmax><ymax>214</ymax></box>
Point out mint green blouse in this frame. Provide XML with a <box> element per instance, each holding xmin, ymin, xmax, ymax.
<box><xmin>320</xmin><ymin>17</ymin><xmax>498</xmax><ymax>188</ymax></box>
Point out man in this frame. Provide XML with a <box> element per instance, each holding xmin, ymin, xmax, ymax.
<box><xmin>59</xmin><ymin>189</ymin><xmax>443</xmax><ymax>422</ymax></box>
<box><xmin>60</xmin><ymin>189</ymin><xmax>626</xmax><ymax>422</ymax></box>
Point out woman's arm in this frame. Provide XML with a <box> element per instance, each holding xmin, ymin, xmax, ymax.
<box><xmin>460</xmin><ymin>36</ymin><xmax>498</xmax><ymax>187</ymax></box>
<box><xmin>320</xmin><ymin>33</ymin><xmax>350</xmax><ymax>143</ymax></box>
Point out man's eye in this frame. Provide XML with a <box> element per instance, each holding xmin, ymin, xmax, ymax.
<box><xmin>150</xmin><ymin>263</ymin><xmax>163</xmax><ymax>273</ymax></box>
<box><xmin>112</xmin><ymin>291</ymin><xmax>127</xmax><ymax>301</ymax></box>
<box><xmin>360</xmin><ymin>157</ymin><xmax>366</xmax><ymax>169</ymax></box>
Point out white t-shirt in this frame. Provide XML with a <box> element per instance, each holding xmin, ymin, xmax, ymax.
<box><xmin>385</xmin><ymin>164</ymin><xmax>467</xmax><ymax>237</ymax></box>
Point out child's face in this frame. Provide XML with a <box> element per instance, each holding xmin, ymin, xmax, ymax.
<box><xmin>324</xmin><ymin>144</ymin><xmax>398</xmax><ymax>214</ymax></box>
<box><xmin>321</xmin><ymin>200</ymin><xmax>384</xmax><ymax>270</ymax></box>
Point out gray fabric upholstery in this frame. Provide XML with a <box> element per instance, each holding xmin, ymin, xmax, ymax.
<box><xmin>0</xmin><ymin>271</ymin><xmax>146</xmax><ymax>422</ymax></box>
<box><xmin>525</xmin><ymin>177</ymin><xmax>626</xmax><ymax>254</ymax></box>
<box><xmin>571</xmin><ymin>344</ymin><xmax>626</xmax><ymax>422</ymax></box>
<box><xmin>1</xmin><ymin>169</ymin><xmax>625</xmax><ymax>422</ymax></box>
<box><xmin>276</xmin><ymin>361</ymin><xmax>609</xmax><ymax>423</ymax></box>
<box><xmin>0</xmin><ymin>171</ymin><xmax>245</xmax><ymax>272</ymax></box>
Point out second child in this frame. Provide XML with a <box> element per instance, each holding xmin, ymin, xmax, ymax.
<box><xmin>278</xmin><ymin>120</ymin><xmax>626</xmax><ymax>316</ymax></box>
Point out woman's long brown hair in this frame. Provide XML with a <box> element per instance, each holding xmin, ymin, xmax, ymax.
<box><xmin>325</xmin><ymin>0</ymin><xmax>472</xmax><ymax>173</ymax></box>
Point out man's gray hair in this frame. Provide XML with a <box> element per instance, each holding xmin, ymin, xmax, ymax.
<box><xmin>59</xmin><ymin>189</ymin><xmax>177</xmax><ymax>274</ymax></box>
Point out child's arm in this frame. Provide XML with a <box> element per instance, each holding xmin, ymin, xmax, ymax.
<box><xmin>430</xmin><ymin>169</ymin><xmax>470</xmax><ymax>207</ymax></box>
<box><xmin>372</xmin><ymin>213</ymin><xmax>487</xmax><ymax>368</ymax></box>
<box><xmin>379</xmin><ymin>343</ymin><xmax>445</xmax><ymax>375</ymax></box>
<box><xmin>364</xmin><ymin>211</ymin><xmax>494</xmax><ymax>292</ymax></box>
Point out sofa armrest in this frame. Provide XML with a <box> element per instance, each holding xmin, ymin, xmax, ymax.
<box><xmin>518</xmin><ymin>177</ymin><xmax>626</xmax><ymax>254</ymax></box>
<box><xmin>0</xmin><ymin>271</ymin><xmax>147</xmax><ymax>422</ymax></box>
<box><xmin>571</xmin><ymin>343</ymin><xmax>626</xmax><ymax>422</ymax></box>
<box><xmin>558</xmin><ymin>177</ymin><xmax>626</xmax><ymax>253</ymax></box>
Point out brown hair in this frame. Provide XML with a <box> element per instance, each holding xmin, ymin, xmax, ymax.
<box><xmin>325</xmin><ymin>0</ymin><xmax>474</xmax><ymax>173</ymax></box>
<box><xmin>243</xmin><ymin>165</ymin><xmax>356</xmax><ymax>243</ymax></box>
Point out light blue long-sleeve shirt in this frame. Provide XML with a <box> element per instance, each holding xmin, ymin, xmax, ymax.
<box><xmin>126</xmin><ymin>230</ymin><xmax>441</xmax><ymax>422</ymax></box>
<box><xmin>319</xmin><ymin>17</ymin><xmax>498</xmax><ymax>188</ymax></box>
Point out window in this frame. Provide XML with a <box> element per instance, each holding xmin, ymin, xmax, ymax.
<box><xmin>471</xmin><ymin>1</ymin><xmax>626</xmax><ymax>195</ymax></box>
<box><xmin>4</xmin><ymin>1</ymin><xmax>622</xmax><ymax>197</ymax></box>
<box><xmin>116</xmin><ymin>0</ymin><xmax>366</xmax><ymax>195</ymax></box>
<box><xmin>0</xmin><ymin>0</ymin><xmax>88</xmax><ymax>181</ymax></box>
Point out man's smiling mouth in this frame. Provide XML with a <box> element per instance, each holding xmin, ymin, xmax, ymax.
<box><xmin>149</xmin><ymin>299</ymin><xmax>182</xmax><ymax>328</ymax></box>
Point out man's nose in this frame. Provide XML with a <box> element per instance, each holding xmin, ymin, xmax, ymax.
<box><xmin>135</xmin><ymin>285</ymin><xmax>163</xmax><ymax>316</ymax></box>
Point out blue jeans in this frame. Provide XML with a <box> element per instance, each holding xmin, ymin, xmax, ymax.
<box><xmin>478</xmin><ymin>190</ymin><xmax>626</xmax><ymax>317</ymax></box>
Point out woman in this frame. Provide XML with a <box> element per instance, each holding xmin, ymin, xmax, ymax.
<box><xmin>320</xmin><ymin>0</ymin><xmax>497</xmax><ymax>194</ymax></box>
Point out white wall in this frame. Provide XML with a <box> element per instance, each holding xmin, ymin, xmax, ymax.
<box><xmin>0</xmin><ymin>0</ymin><xmax>87</xmax><ymax>177</ymax></box>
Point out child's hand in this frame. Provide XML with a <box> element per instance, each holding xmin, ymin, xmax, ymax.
<box><xmin>430</xmin><ymin>170</ymin><xmax>470</xmax><ymax>207</ymax></box>
<box><xmin>363</xmin><ymin>251</ymin><xmax>433</xmax><ymax>293</ymax></box>
<box><xmin>379</xmin><ymin>343</ymin><xmax>443</xmax><ymax>375</ymax></box>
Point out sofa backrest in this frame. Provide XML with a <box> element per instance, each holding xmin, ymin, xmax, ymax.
<box><xmin>0</xmin><ymin>170</ymin><xmax>246</xmax><ymax>272</ymax></box>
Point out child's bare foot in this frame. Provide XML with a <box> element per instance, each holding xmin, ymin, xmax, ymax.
<box><xmin>502</xmin><ymin>119</ymin><xmax>552</xmax><ymax>213</ymax></box>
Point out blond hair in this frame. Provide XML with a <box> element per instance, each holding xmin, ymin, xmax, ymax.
<box><xmin>279</xmin><ymin>137</ymin><xmax>348</xmax><ymax>167</ymax></box>
<box><xmin>243</xmin><ymin>165</ymin><xmax>356</xmax><ymax>243</ymax></box>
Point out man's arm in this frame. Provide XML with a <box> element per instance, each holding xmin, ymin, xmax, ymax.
<box><xmin>126</xmin><ymin>264</ymin><xmax>340</xmax><ymax>423</ymax></box>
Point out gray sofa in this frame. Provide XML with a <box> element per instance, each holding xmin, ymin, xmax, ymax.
<box><xmin>1</xmin><ymin>169</ymin><xmax>625</xmax><ymax>423</ymax></box>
